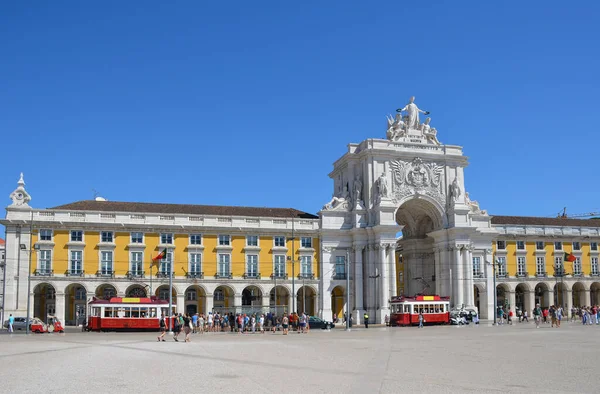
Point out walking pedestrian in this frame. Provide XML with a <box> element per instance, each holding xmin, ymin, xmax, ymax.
<box><xmin>282</xmin><ymin>315</ymin><xmax>289</xmax><ymax>335</ymax></box>
<box><xmin>533</xmin><ymin>304</ymin><xmax>542</xmax><ymax>329</ymax></box>
<box><xmin>183</xmin><ymin>313</ymin><xmax>192</xmax><ymax>342</ymax></box>
<box><xmin>8</xmin><ymin>314</ymin><xmax>14</xmax><ymax>333</ymax></box>
<box><xmin>418</xmin><ymin>311</ymin><xmax>424</xmax><ymax>328</ymax></box>
<box><xmin>157</xmin><ymin>314</ymin><xmax>167</xmax><ymax>342</ymax></box>
<box><xmin>363</xmin><ymin>312</ymin><xmax>369</xmax><ymax>329</ymax></box>
<box><xmin>173</xmin><ymin>313</ymin><xmax>181</xmax><ymax>341</ymax></box>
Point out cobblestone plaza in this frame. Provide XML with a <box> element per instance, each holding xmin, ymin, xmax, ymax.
<box><xmin>1</xmin><ymin>323</ymin><xmax>597</xmax><ymax>393</ymax></box>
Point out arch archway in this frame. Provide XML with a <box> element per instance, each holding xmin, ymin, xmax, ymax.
<box><xmin>33</xmin><ymin>283</ymin><xmax>56</xmax><ymax>324</ymax></box>
<box><xmin>297</xmin><ymin>286</ymin><xmax>316</xmax><ymax>316</ymax></box>
<box><xmin>214</xmin><ymin>285</ymin><xmax>235</xmax><ymax>313</ymax></box>
<box><xmin>534</xmin><ymin>282</ymin><xmax>550</xmax><ymax>308</ymax></box>
<box><xmin>395</xmin><ymin>197</ymin><xmax>445</xmax><ymax>300</ymax></box>
<box><xmin>242</xmin><ymin>286</ymin><xmax>263</xmax><ymax>307</ymax></box>
<box><xmin>96</xmin><ymin>284</ymin><xmax>117</xmax><ymax>300</ymax></box>
<box><xmin>331</xmin><ymin>286</ymin><xmax>345</xmax><ymax>322</ymax></box>
<box><xmin>155</xmin><ymin>285</ymin><xmax>177</xmax><ymax>301</ymax></box>
<box><xmin>591</xmin><ymin>282</ymin><xmax>600</xmax><ymax>306</ymax></box>
<box><xmin>270</xmin><ymin>285</ymin><xmax>289</xmax><ymax>315</ymax></box>
<box><xmin>184</xmin><ymin>285</ymin><xmax>206</xmax><ymax>315</ymax></box>
<box><xmin>125</xmin><ymin>284</ymin><xmax>148</xmax><ymax>298</ymax></box>
<box><xmin>572</xmin><ymin>282</ymin><xmax>586</xmax><ymax>307</ymax></box>
<box><xmin>64</xmin><ymin>283</ymin><xmax>87</xmax><ymax>326</ymax></box>
<box><xmin>496</xmin><ymin>283</ymin><xmax>510</xmax><ymax>309</ymax></box>
<box><xmin>554</xmin><ymin>282</ymin><xmax>569</xmax><ymax>307</ymax></box>
<box><xmin>515</xmin><ymin>283</ymin><xmax>531</xmax><ymax>314</ymax></box>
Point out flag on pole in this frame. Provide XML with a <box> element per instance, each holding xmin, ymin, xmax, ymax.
<box><xmin>151</xmin><ymin>248</ymin><xmax>167</xmax><ymax>266</ymax></box>
<box><xmin>563</xmin><ymin>252</ymin><xmax>576</xmax><ymax>262</ymax></box>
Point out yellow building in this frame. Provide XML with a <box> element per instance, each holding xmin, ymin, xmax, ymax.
<box><xmin>2</xmin><ymin>193</ymin><xmax>320</xmax><ymax>325</ymax></box>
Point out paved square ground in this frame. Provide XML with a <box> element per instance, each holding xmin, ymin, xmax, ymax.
<box><xmin>0</xmin><ymin>321</ymin><xmax>597</xmax><ymax>393</ymax></box>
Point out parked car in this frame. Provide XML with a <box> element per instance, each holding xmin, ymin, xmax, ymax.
<box><xmin>308</xmin><ymin>316</ymin><xmax>335</xmax><ymax>329</ymax></box>
<box><xmin>3</xmin><ymin>317</ymin><xmax>48</xmax><ymax>333</ymax></box>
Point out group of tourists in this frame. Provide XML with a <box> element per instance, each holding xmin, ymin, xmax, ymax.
<box><xmin>157</xmin><ymin>311</ymin><xmax>311</xmax><ymax>342</ymax></box>
<box><xmin>570</xmin><ymin>306</ymin><xmax>600</xmax><ymax>325</ymax></box>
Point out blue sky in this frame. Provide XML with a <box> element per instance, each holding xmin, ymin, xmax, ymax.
<box><xmin>2</xmin><ymin>1</ymin><xmax>599</xmax><ymax>221</ymax></box>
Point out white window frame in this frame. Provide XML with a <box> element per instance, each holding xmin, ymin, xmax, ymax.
<box><xmin>101</xmin><ymin>231</ymin><xmax>114</xmax><ymax>243</ymax></box>
<box><xmin>536</xmin><ymin>257</ymin><xmax>545</xmax><ymax>276</ymax></box>
<box><xmin>472</xmin><ymin>256</ymin><xmax>482</xmax><ymax>277</ymax></box>
<box><xmin>335</xmin><ymin>256</ymin><xmax>346</xmax><ymax>278</ymax></box>
<box><xmin>301</xmin><ymin>237</ymin><xmax>312</xmax><ymax>248</ymax></box>
<box><xmin>496</xmin><ymin>257</ymin><xmax>506</xmax><ymax>276</ymax></box>
<box><xmin>572</xmin><ymin>241</ymin><xmax>581</xmax><ymax>251</ymax></box>
<box><xmin>160</xmin><ymin>233</ymin><xmax>173</xmax><ymax>245</ymax></box>
<box><xmin>39</xmin><ymin>229</ymin><xmax>53</xmax><ymax>241</ymax></box>
<box><xmin>246</xmin><ymin>254</ymin><xmax>259</xmax><ymax>277</ymax></box>
<box><xmin>554</xmin><ymin>256</ymin><xmax>563</xmax><ymax>276</ymax></box>
<box><xmin>592</xmin><ymin>257</ymin><xmax>599</xmax><ymax>275</ymax></box>
<box><xmin>300</xmin><ymin>255</ymin><xmax>312</xmax><ymax>275</ymax></box>
<box><xmin>130</xmin><ymin>232</ymin><xmax>144</xmax><ymax>244</ymax></box>
<box><xmin>274</xmin><ymin>255</ymin><xmax>286</xmax><ymax>277</ymax></box>
<box><xmin>573</xmin><ymin>257</ymin><xmax>582</xmax><ymax>275</ymax></box>
<box><xmin>274</xmin><ymin>236</ymin><xmax>286</xmax><ymax>248</ymax></box>
<box><xmin>535</xmin><ymin>241</ymin><xmax>545</xmax><ymax>251</ymax></box>
<box><xmin>496</xmin><ymin>240</ymin><xmax>506</xmax><ymax>250</ymax></box>
<box><xmin>186</xmin><ymin>289</ymin><xmax>197</xmax><ymax>301</ymax></box>
<box><xmin>517</xmin><ymin>256</ymin><xmax>526</xmax><ymax>276</ymax></box>
<box><xmin>100</xmin><ymin>251</ymin><xmax>113</xmax><ymax>275</ymax></box>
<box><xmin>516</xmin><ymin>241</ymin><xmax>525</xmax><ymax>250</ymax></box>
<box><xmin>38</xmin><ymin>249</ymin><xmax>52</xmax><ymax>274</ymax></box>
<box><xmin>591</xmin><ymin>242</ymin><xmax>598</xmax><ymax>251</ymax></box>
<box><xmin>246</xmin><ymin>235</ymin><xmax>259</xmax><ymax>247</ymax></box>
<box><xmin>130</xmin><ymin>251</ymin><xmax>143</xmax><ymax>275</ymax></box>
<box><xmin>218</xmin><ymin>253</ymin><xmax>231</xmax><ymax>276</ymax></box>
<box><xmin>70</xmin><ymin>230</ymin><xmax>83</xmax><ymax>242</ymax></box>
<box><xmin>189</xmin><ymin>253</ymin><xmax>202</xmax><ymax>274</ymax></box>
<box><xmin>70</xmin><ymin>250</ymin><xmax>83</xmax><ymax>275</ymax></box>
<box><xmin>159</xmin><ymin>289</ymin><xmax>170</xmax><ymax>301</ymax></box>
<box><xmin>218</xmin><ymin>234</ymin><xmax>231</xmax><ymax>246</ymax></box>
<box><xmin>160</xmin><ymin>251</ymin><xmax>173</xmax><ymax>275</ymax></box>
<box><xmin>554</xmin><ymin>241</ymin><xmax>562</xmax><ymax>251</ymax></box>
<box><xmin>189</xmin><ymin>234</ymin><xmax>202</xmax><ymax>245</ymax></box>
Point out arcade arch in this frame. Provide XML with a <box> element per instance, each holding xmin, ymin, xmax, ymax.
<box><xmin>125</xmin><ymin>284</ymin><xmax>147</xmax><ymax>298</ymax></box>
<box><xmin>96</xmin><ymin>284</ymin><xmax>117</xmax><ymax>300</ymax></box>
<box><xmin>297</xmin><ymin>285</ymin><xmax>316</xmax><ymax>316</ymax></box>
<box><xmin>572</xmin><ymin>282</ymin><xmax>586</xmax><ymax>307</ymax></box>
<box><xmin>65</xmin><ymin>283</ymin><xmax>87</xmax><ymax>326</ymax></box>
<box><xmin>591</xmin><ymin>282</ymin><xmax>600</xmax><ymax>306</ymax></box>
<box><xmin>214</xmin><ymin>285</ymin><xmax>235</xmax><ymax>311</ymax></box>
<box><xmin>270</xmin><ymin>285</ymin><xmax>289</xmax><ymax>315</ymax></box>
<box><xmin>184</xmin><ymin>285</ymin><xmax>206</xmax><ymax>315</ymax></box>
<box><xmin>33</xmin><ymin>283</ymin><xmax>56</xmax><ymax>324</ymax></box>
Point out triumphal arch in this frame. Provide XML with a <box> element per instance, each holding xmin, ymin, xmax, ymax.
<box><xmin>319</xmin><ymin>97</ymin><xmax>497</xmax><ymax>323</ymax></box>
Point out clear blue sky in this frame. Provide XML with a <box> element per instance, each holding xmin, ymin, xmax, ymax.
<box><xmin>2</xmin><ymin>1</ymin><xmax>599</xmax><ymax>220</ymax></box>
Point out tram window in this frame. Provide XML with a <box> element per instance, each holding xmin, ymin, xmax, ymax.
<box><xmin>140</xmin><ymin>307</ymin><xmax>148</xmax><ymax>317</ymax></box>
<box><xmin>92</xmin><ymin>307</ymin><xmax>100</xmax><ymax>317</ymax></box>
<box><xmin>130</xmin><ymin>308</ymin><xmax>139</xmax><ymax>318</ymax></box>
<box><xmin>104</xmin><ymin>307</ymin><xmax>113</xmax><ymax>318</ymax></box>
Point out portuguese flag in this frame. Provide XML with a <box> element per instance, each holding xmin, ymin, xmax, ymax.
<box><xmin>152</xmin><ymin>248</ymin><xmax>167</xmax><ymax>263</ymax></box>
<box><xmin>564</xmin><ymin>252</ymin><xmax>577</xmax><ymax>262</ymax></box>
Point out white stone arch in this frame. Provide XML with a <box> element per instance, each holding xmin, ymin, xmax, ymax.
<box><xmin>124</xmin><ymin>283</ymin><xmax>149</xmax><ymax>297</ymax></box>
<box><xmin>95</xmin><ymin>282</ymin><xmax>120</xmax><ymax>296</ymax></box>
<box><xmin>241</xmin><ymin>283</ymin><xmax>266</xmax><ymax>296</ymax></box>
<box><xmin>394</xmin><ymin>194</ymin><xmax>447</xmax><ymax>236</ymax></box>
<box><xmin>62</xmin><ymin>281</ymin><xmax>90</xmax><ymax>294</ymax></box>
<box><xmin>184</xmin><ymin>283</ymin><xmax>209</xmax><ymax>295</ymax></box>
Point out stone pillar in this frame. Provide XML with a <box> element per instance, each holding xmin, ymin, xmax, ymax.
<box><xmin>388</xmin><ymin>246</ymin><xmax>397</xmax><ymax>299</ymax></box>
<box><xmin>583</xmin><ymin>289</ymin><xmax>591</xmax><ymax>307</ymax></box>
<box><xmin>463</xmin><ymin>248</ymin><xmax>475</xmax><ymax>308</ymax></box>
<box><xmin>176</xmin><ymin>295</ymin><xmax>185</xmax><ymax>314</ymax></box>
<box><xmin>434</xmin><ymin>247</ymin><xmax>442</xmax><ymax>295</ymax></box>
<box><xmin>566</xmin><ymin>290</ymin><xmax>573</xmax><ymax>312</ymax></box>
<box><xmin>367</xmin><ymin>245</ymin><xmax>377</xmax><ymax>321</ymax></box>
<box><xmin>525</xmin><ymin>290</ymin><xmax>535</xmax><ymax>317</ymax></box>
<box><xmin>353</xmin><ymin>245</ymin><xmax>364</xmax><ymax>324</ymax></box>
<box><xmin>483</xmin><ymin>249</ymin><xmax>495</xmax><ymax>320</ymax></box>
<box><xmin>262</xmin><ymin>295</ymin><xmax>270</xmax><ymax>309</ymax></box>
<box><xmin>454</xmin><ymin>248</ymin><xmax>463</xmax><ymax>308</ymax></box>
<box><xmin>234</xmin><ymin>295</ymin><xmax>242</xmax><ymax>312</ymax></box>
<box><xmin>205</xmin><ymin>294</ymin><xmax>213</xmax><ymax>315</ymax></box>
<box><xmin>508</xmin><ymin>291</ymin><xmax>516</xmax><ymax>313</ymax></box>
<box><xmin>55</xmin><ymin>293</ymin><xmax>66</xmax><ymax>326</ymax></box>
<box><xmin>378</xmin><ymin>244</ymin><xmax>390</xmax><ymax>322</ymax></box>
<box><xmin>545</xmin><ymin>290</ymin><xmax>554</xmax><ymax>308</ymax></box>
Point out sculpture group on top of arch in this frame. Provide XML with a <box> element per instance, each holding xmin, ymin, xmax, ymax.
<box><xmin>386</xmin><ymin>96</ymin><xmax>441</xmax><ymax>145</ymax></box>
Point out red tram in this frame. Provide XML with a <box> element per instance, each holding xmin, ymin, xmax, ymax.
<box><xmin>389</xmin><ymin>295</ymin><xmax>450</xmax><ymax>326</ymax></box>
<box><xmin>86</xmin><ymin>296</ymin><xmax>174</xmax><ymax>331</ymax></box>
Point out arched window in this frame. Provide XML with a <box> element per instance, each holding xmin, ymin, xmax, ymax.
<box><xmin>186</xmin><ymin>290</ymin><xmax>197</xmax><ymax>301</ymax></box>
<box><xmin>158</xmin><ymin>289</ymin><xmax>170</xmax><ymax>301</ymax></box>
<box><xmin>46</xmin><ymin>287</ymin><xmax>56</xmax><ymax>300</ymax></box>
<box><xmin>128</xmin><ymin>287</ymin><xmax>146</xmax><ymax>297</ymax></box>
<box><xmin>214</xmin><ymin>290</ymin><xmax>224</xmax><ymax>302</ymax></box>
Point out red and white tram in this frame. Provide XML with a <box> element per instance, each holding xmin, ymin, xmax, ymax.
<box><xmin>86</xmin><ymin>296</ymin><xmax>174</xmax><ymax>332</ymax></box>
<box><xmin>389</xmin><ymin>295</ymin><xmax>450</xmax><ymax>326</ymax></box>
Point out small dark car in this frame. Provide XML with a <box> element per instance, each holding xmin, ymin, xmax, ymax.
<box><xmin>308</xmin><ymin>316</ymin><xmax>335</xmax><ymax>329</ymax></box>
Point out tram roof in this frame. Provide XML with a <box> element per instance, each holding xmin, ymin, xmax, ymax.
<box><xmin>88</xmin><ymin>297</ymin><xmax>169</xmax><ymax>305</ymax></box>
<box><xmin>391</xmin><ymin>295</ymin><xmax>450</xmax><ymax>302</ymax></box>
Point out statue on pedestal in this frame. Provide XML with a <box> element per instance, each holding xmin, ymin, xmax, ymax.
<box><xmin>421</xmin><ymin>118</ymin><xmax>441</xmax><ymax>145</ymax></box>
<box><xmin>386</xmin><ymin>113</ymin><xmax>406</xmax><ymax>141</ymax></box>
<box><xmin>449</xmin><ymin>177</ymin><xmax>461</xmax><ymax>202</ymax></box>
<box><xmin>353</xmin><ymin>176</ymin><xmax>363</xmax><ymax>205</ymax></box>
<box><xmin>375</xmin><ymin>173</ymin><xmax>389</xmax><ymax>203</ymax></box>
<box><xmin>396</xmin><ymin>96</ymin><xmax>429</xmax><ymax>131</ymax></box>
<box><xmin>322</xmin><ymin>185</ymin><xmax>350</xmax><ymax>211</ymax></box>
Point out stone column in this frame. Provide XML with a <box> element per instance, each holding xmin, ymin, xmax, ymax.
<box><xmin>176</xmin><ymin>295</ymin><xmax>185</xmax><ymax>314</ymax></box>
<box><xmin>525</xmin><ymin>290</ymin><xmax>535</xmax><ymax>317</ymax></box>
<box><xmin>583</xmin><ymin>289</ymin><xmax>591</xmax><ymax>307</ymax></box>
<box><xmin>508</xmin><ymin>291</ymin><xmax>516</xmax><ymax>313</ymax></box>
<box><xmin>566</xmin><ymin>290</ymin><xmax>573</xmax><ymax>312</ymax></box>
<box><xmin>454</xmin><ymin>247</ymin><xmax>463</xmax><ymax>308</ymax></box>
<box><xmin>434</xmin><ymin>247</ymin><xmax>442</xmax><ymax>295</ymax></box>
<box><xmin>234</xmin><ymin>295</ymin><xmax>242</xmax><ymax>312</ymax></box>
<box><xmin>353</xmin><ymin>245</ymin><xmax>364</xmax><ymax>324</ymax></box>
<box><xmin>378</xmin><ymin>244</ymin><xmax>389</xmax><ymax>323</ymax></box>
<box><xmin>463</xmin><ymin>247</ymin><xmax>475</xmax><ymax>308</ymax></box>
<box><xmin>545</xmin><ymin>290</ymin><xmax>554</xmax><ymax>308</ymax></box>
<box><xmin>262</xmin><ymin>295</ymin><xmax>270</xmax><ymax>310</ymax></box>
<box><xmin>205</xmin><ymin>294</ymin><xmax>214</xmax><ymax>314</ymax></box>
<box><xmin>55</xmin><ymin>293</ymin><xmax>66</xmax><ymax>325</ymax></box>
<box><xmin>388</xmin><ymin>245</ymin><xmax>397</xmax><ymax>299</ymax></box>
<box><xmin>367</xmin><ymin>244</ymin><xmax>377</xmax><ymax>320</ymax></box>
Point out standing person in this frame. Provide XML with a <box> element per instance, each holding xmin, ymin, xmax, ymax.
<box><xmin>385</xmin><ymin>314</ymin><xmax>390</xmax><ymax>326</ymax></box>
<box><xmin>557</xmin><ymin>306</ymin><xmax>563</xmax><ymax>328</ymax></box>
<box><xmin>8</xmin><ymin>314</ymin><xmax>14</xmax><ymax>333</ymax></box>
<box><xmin>508</xmin><ymin>309</ymin><xmax>513</xmax><ymax>325</ymax></box>
<box><xmin>207</xmin><ymin>312</ymin><xmax>213</xmax><ymax>332</ymax></box>
<box><xmin>550</xmin><ymin>306</ymin><xmax>557</xmax><ymax>328</ymax></box>
<box><xmin>298</xmin><ymin>313</ymin><xmax>306</xmax><ymax>334</ymax></box>
<box><xmin>192</xmin><ymin>313</ymin><xmax>198</xmax><ymax>334</ymax></box>
<box><xmin>305</xmin><ymin>313</ymin><xmax>311</xmax><ymax>332</ymax></box>
<box><xmin>173</xmin><ymin>313</ymin><xmax>181</xmax><ymax>341</ymax></box>
<box><xmin>523</xmin><ymin>310</ymin><xmax>529</xmax><ymax>323</ymax></box>
<box><xmin>157</xmin><ymin>314</ymin><xmax>167</xmax><ymax>342</ymax></box>
<box><xmin>259</xmin><ymin>314</ymin><xmax>265</xmax><ymax>334</ymax></box>
<box><xmin>363</xmin><ymin>312</ymin><xmax>369</xmax><ymax>329</ymax></box>
<box><xmin>198</xmin><ymin>314</ymin><xmax>205</xmax><ymax>334</ymax></box>
<box><xmin>251</xmin><ymin>314</ymin><xmax>256</xmax><ymax>333</ymax></box>
<box><xmin>183</xmin><ymin>313</ymin><xmax>192</xmax><ymax>342</ymax></box>
<box><xmin>282</xmin><ymin>314</ymin><xmax>289</xmax><ymax>335</ymax></box>
<box><xmin>418</xmin><ymin>311</ymin><xmax>424</xmax><ymax>328</ymax></box>
<box><xmin>533</xmin><ymin>304</ymin><xmax>542</xmax><ymax>329</ymax></box>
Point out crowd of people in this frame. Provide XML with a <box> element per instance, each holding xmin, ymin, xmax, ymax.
<box><xmin>496</xmin><ymin>304</ymin><xmax>600</xmax><ymax>328</ymax></box>
<box><xmin>157</xmin><ymin>311</ymin><xmax>312</xmax><ymax>342</ymax></box>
